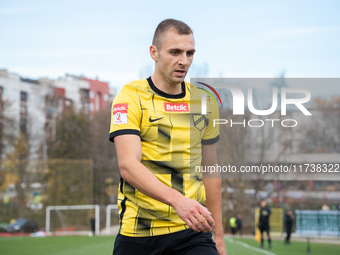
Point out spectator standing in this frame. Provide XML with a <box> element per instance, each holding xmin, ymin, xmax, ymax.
<box><xmin>235</xmin><ymin>214</ymin><xmax>242</xmax><ymax>236</ymax></box>
<box><xmin>284</xmin><ymin>210</ymin><xmax>294</xmax><ymax>244</ymax></box>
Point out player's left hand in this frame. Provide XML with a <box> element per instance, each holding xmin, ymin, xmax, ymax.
<box><xmin>214</xmin><ymin>236</ymin><xmax>227</xmax><ymax>255</ymax></box>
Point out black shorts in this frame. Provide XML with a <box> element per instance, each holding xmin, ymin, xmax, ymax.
<box><xmin>259</xmin><ymin>224</ymin><xmax>270</xmax><ymax>235</ymax></box>
<box><xmin>112</xmin><ymin>229</ymin><xmax>218</xmax><ymax>255</ymax></box>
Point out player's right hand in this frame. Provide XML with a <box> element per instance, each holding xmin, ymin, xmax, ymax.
<box><xmin>172</xmin><ymin>195</ymin><xmax>215</xmax><ymax>233</ymax></box>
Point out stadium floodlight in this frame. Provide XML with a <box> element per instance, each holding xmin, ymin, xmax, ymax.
<box><xmin>46</xmin><ymin>205</ymin><xmax>100</xmax><ymax>235</ymax></box>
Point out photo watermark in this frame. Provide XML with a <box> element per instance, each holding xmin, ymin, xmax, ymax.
<box><xmin>190</xmin><ymin>78</ymin><xmax>340</xmax><ymax>180</ymax></box>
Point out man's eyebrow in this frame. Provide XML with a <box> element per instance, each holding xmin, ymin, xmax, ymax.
<box><xmin>168</xmin><ymin>48</ymin><xmax>183</xmax><ymax>52</ymax></box>
<box><xmin>168</xmin><ymin>48</ymin><xmax>196</xmax><ymax>52</ymax></box>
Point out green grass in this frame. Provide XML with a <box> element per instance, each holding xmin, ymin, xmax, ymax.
<box><xmin>0</xmin><ymin>236</ymin><xmax>114</xmax><ymax>255</ymax></box>
<box><xmin>0</xmin><ymin>235</ymin><xmax>339</xmax><ymax>255</ymax></box>
<box><xmin>227</xmin><ymin>237</ymin><xmax>340</xmax><ymax>255</ymax></box>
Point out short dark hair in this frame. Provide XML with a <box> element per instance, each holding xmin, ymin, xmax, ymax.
<box><xmin>152</xmin><ymin>19</ymin><xmax>193</xmax><ymax>49</ymax></box>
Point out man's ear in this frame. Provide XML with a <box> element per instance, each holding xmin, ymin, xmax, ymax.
<box><xmin>150</xmin><ymin>45</ymin><xmax>158</xmax><ymax>61</ymax></box>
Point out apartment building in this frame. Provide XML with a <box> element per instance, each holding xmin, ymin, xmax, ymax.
<box><xmin>0</xmin><ymin>69</ymin><xmax>115</xmax><ymax>158</ymax></box>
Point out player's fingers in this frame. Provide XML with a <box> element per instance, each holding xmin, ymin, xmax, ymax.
<box><xmin>202</xmin><ymin>212</ymin><xmax>215</xmax><ymax>228</ymax></box>
<box><xmin>186</xmin><ymin>218</ymin><xmax>200</xmax><ymax>232</ymax></box>
<box><xmin>191</xmin><ymin>214</ymin><xmax>209</xmax><ymax>232</ymax></box>
<box><xmin>198</xmin><ymin>206</ymin><xmax>215</xmax><ymax>229</ymax></box>
<box><xmin>195</xmin><ymin>214</ymin><xmax>212</xmax><ymax>232</ymax></box>
<box><xmin>188</xmin><ymin>214</ymin><xmax>206</xmax><ymax>232</ymax></box>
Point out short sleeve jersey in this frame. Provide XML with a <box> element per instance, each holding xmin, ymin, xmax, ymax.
<box><xmin>109</xmin><ymin>77</ymin><xmax>219</xmax><ymax>237</ymax></box>
<box><xmin>259</xmin><ymin>207</ymin><xmax>271</xmax><ymax>225</ymax></box>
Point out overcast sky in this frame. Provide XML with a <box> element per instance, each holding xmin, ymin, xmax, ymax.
<box><xmin>1</xmin><ymin>0</ymin><xmax>339</xmax><ymax>96</ymax></box>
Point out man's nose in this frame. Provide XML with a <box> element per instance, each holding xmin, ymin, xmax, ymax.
<box><xmin>178</xmin><ymin>53</ymin><xmax>189</xmax><ymax>66</ymax></box>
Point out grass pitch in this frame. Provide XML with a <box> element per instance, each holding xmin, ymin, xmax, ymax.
<box><xmin>0</xmin><ymin>235</ymin><xmax>339</xmax><ymax>255</ymax></box>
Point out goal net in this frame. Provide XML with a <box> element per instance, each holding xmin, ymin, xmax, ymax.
<box><xmin>46</xmin><ymin>205</ymin><xmax>100</xmax><ymax>236</ymax></box>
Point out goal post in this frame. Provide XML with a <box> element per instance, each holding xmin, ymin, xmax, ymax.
<box><xmin>105</xmin><ymin>204</ymin><xmax>119</xmax><ymax>235</ymax></box>
<box><xmin>46</xmin><ymin>205</ymin><xmax>100</xmax><ymax>235</ymax></box>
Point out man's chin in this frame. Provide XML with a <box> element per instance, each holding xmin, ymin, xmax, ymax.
<box><xmin>171</xmin><ymin>76</ymin><xmax>186</xmax><ymax>84</ymax></box>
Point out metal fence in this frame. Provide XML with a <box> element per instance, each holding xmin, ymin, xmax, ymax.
<box><xmin>295</xmin><ymin>210</ymin><xmax>340</xmax><ymax>237</ymax></box>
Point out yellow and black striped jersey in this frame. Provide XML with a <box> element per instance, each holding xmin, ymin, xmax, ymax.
<box><xmin>109</xmin><ymin>77</ymin><xmax>219</xmax><ymax>237</ymax></box>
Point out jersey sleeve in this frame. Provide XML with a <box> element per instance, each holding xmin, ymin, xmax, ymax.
<box><xmin>109</xmin><ymin>85</ymin><xmax>142</xmax><ymax>142</ymax></box>
<box><xmin>202</xmin><ymin>96</ymin><xmax>220</xmax><ymax>145</ymax></box>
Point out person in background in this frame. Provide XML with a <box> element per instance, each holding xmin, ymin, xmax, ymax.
<box><xmin>235</xmin><ymin>214</ymin><xmax>242</xmax><ymax>236</ymax></box>
<box><xmin>284</xmin><ymin>210</ymin><xmax>294</xmax><ymax>244</ymax></box>
<box><xmin>258</xmin><ymin>200</ymin><xmax>271</xmax><ymax>250</ymax></box>
<box><xmin>229</xmin><ymin>215</ymin><xmax>237</xmax><ymax>236</ymax></box>
<box><xmin>90</xmin><ymin>213</ymin><xmax>95</xmax><ymax>236</ymax></box>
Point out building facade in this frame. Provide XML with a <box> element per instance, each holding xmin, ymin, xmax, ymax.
<box><xmin>0</xmin><ymin>69</ymin><xmax>116</xmax><ymax>159</ymax></box>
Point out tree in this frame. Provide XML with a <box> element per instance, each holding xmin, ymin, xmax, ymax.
<box><xmin>45</xmin><ymin>109</ymin><xmax>93</xmax><ymax>205</ymax></box>
<box><xmin>4</xmin><ymin>133</ymin><xmax>30</xmax><ymax>217</ymax></box>
<box><xmin>48</xmin><ymin>109</ymin><xmax>91</xmax><ymax>159</ymax></box>
<box><xmin>45</xmin><ymin>159</ymin><xmax>93</xmax><ymax>206</ymax></box>
<box><xmin>0</xmin><ymin>98</ymin><xmax>16</xmax><ymax>161</ymax></box>
<box><xmin>90</xmin><ymin>106</ymin><xmax>119</xmax><ymax>204</ymax></box>
<box><xmin>300</xmin><ymin>96</ymin><xmax>340</xmax><ymax>153</ymax></box>
<box><xmin>45</xmin><ymin>106</ymin><xmax>120</xmax><ymax>206</ymax></box>
<box><xmin>215</xmin><ymin>76</ymin><xmax>287</xmax><ymax>233</ymax></box>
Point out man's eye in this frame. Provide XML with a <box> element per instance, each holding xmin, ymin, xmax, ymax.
<box><xmin>171</xmin><ymin>51</ymin><xmax>178</xmax><ymax>55</ymax></box>
<box><xmin>187</xmin><ymin>52</ymin><xmax>194</xmax><ymax>57</ymax></box>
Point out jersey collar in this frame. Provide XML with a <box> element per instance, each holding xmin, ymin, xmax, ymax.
<box><xmin>147</xmin><ymin>77</ymin><xmax>186</xmax><ymax>99</ymax></box>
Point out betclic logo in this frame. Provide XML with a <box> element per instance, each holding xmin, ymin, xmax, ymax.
<box><xmin>164</xmin><ymin>103</ymin><xmax>189</xmax><ymax>112</ymax></box>
<box><xmin>113</xmin><ymin>103</ymin><xmax>128</xmax><ymax>125</ymax></box>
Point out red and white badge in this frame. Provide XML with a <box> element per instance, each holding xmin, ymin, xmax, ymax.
<box><xmin>113</xmin><ymin>103</ymin><xmax>128</xmax><ymax>124</ymax></box>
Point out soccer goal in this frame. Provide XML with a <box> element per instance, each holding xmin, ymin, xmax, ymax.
<box><xmin>45</xmin><ymin>205</ymin><xmax>100</xmax><ymax>236</ymax></box>
<box><xmin>104</xmin><ymin>204</ymin><xmax>119</xmax><ymax>235</ymax></box>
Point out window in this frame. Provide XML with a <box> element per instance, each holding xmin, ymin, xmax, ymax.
<box><xmin>0</xmin><ymin>86</ymin><xmax>3</xmax><ymax>110</ymax></box>
<box><xmin>96</xmin><ymin>92</ymin><xmax>101</xmax><ymax>111</ymax></box>
<box><xmin>80</xmin><ymin>89</ymin><xmax>90</xmax><ymax>114</ymax></box>
<box><xmin>89</xmin><ymin>91</ymin><xmax>94</xmax><ymax>99</ymax></box>
<box><xmin>20</xmin><ymin>91</ymin><xmax>28</xmax><ymax>134</ymax></box>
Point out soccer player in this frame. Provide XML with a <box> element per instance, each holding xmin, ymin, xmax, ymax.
<box><xmin>229</xmin><ymin>215</ymin><xmax>237</xmax><ymax>236</ymax></box>
<box><xmin>109</xmin><ymin>19</ymin><xmax>227</xmax><ymax>255</ymax></box>
<box><xmin>235</xmin><ymin>214</ymin><xmax>243</xmax><ymax>236</ymax></box>
<box><xmin>284</xmin><ymin>210</ymin><xmax>294</xmax><ymax>244</ymax></box>
<box><xmin>258</xmin><ymin>200</ymin><xmax>271</xmax><ymax>250</ymax></box>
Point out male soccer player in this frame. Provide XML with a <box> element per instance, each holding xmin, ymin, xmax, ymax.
<box><xmin>109</xmin><ymin>19</ymin><xmax>227</xmax><ymax>254</ymax></box>
<box><xmin>284</xmin><ymin>210</ymin><xmax>294</xmax><ymax>244</ymax></box>
<box><xmin>235</xmin><ymin>214</ymin><xmax>242</xmax><ymax>236</ymax></box>
<box><xmin>258</xmin><ymin>200</ymin><xmax>271</xmax><ymax>250</ymax></box>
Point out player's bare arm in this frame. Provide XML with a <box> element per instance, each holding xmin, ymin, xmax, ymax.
<box><xmin>114</xmin><ymin>134</ymin><xmax>215</xmax><ymax>233</ymax></box>
<box><xmin>202</xmin><ymin>143</ymin><xmax>228</xmax><ymax>255</ymax></box>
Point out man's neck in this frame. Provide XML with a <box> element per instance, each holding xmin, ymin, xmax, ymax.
<box><xmin>151</xmin><ymin>74</ymin><xmax>183</xmax><ymax>95</ymax></box>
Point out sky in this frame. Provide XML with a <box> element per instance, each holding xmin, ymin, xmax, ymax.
<box><xmin>1</xmin><ymin>0</ymin><xmax>340</xmax><ymax>95</ymax></box>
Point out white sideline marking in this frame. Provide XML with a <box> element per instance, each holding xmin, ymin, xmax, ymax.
<box><xmin>225</xmin><ymin>237</ymin><xmax>277</xmax><ymax>255</ymax></box>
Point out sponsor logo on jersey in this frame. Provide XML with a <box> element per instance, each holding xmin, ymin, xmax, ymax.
<box><xmin>164</xmin><ymin>103</ymin><xmax>189</xmax><ymax>112</ymax></box>
<box><xmin>149</xmin><ymin>117</ymin><xmax>164</xmax><ymax>122</ymax></box>
<box><xmin>113</xmin><ymin>103</ymin><xmax>128</xmax><ymax>124</ymax></box>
